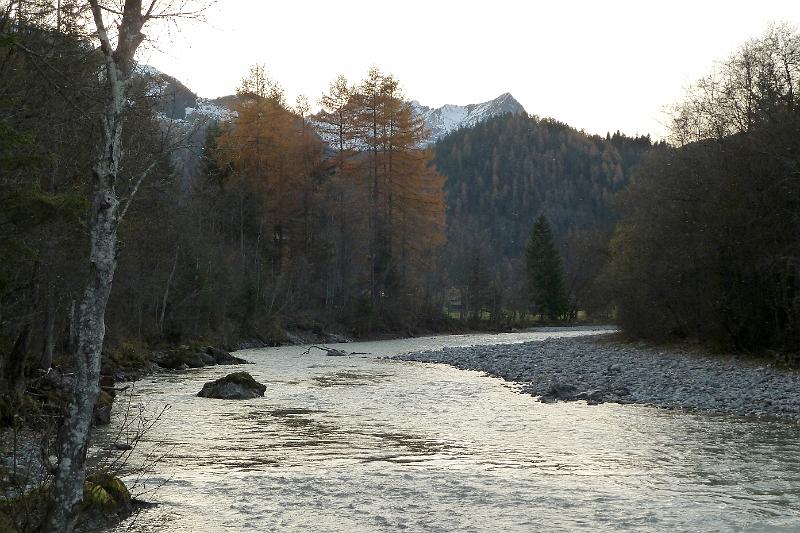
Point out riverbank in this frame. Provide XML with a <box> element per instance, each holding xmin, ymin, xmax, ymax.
<box><xmin>395</xmin><ymin>333</ymin><xmax>800</xmax><ymax>423</ymax></box>
<box><xmin>101</xmin><ymin>318</ymin><xmax>544</xmax><ymax>383</ymax></box>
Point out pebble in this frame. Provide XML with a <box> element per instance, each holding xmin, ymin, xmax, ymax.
<box><xmin>394</xmin><ymin>336</ymin><xmax>800</xmax><ymax>423</ymax></box>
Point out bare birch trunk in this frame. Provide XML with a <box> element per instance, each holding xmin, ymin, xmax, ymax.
<box><xmin>42</xmin><ymin>2</ymin><xmax>148</xmax><ymax>530</ymax></box>
<box><xmin>42</xmin><ymin>173</ymin><xmax>118</xmax><ymax>531</ymax></box>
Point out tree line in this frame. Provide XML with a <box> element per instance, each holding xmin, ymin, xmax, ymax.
<box><xmin>0</xmin><ymin>7</ymin><xmax>450</xmax><ymax>406</ymax></box>
<box><xmin>432</xmin><ymin>113</ymin><xmax>655</xmax><ymax>323</ymax></box>
<box><xmin>606</xmin><ymin>23</ymin><xmax>800</xmax><ymax>355</ymax></box>
<box><xmin>194</xmin><ymin>65</ymin><xmax>448</xmax><ymax>339</ymax></box>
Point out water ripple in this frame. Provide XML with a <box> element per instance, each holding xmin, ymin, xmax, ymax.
<box><xmin>94</xmin><ymin>329</ymin><xmax>800</xmax><ymax>532</ymax></box>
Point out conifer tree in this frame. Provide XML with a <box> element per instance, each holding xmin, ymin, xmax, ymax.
<box><xmin>526</xmin><ymin>215</ymin><xmax>569</xmax><ymax>320</ymax></box>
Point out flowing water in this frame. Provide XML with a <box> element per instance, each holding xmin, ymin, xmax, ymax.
<box><xmin>98</xmin><ymin>329</ymin><xmax>800</xmax><ymax>532</ymax></box>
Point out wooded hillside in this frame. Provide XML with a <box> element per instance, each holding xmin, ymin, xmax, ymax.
<box><xmin>433</xmin><ymin>113</ymin><xmax>654</xmax><ymax>318</ymax></box>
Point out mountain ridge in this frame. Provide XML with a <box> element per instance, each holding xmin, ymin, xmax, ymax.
<box><xmin>137</xmin><ymin>64</ymin><xmax>524</xmax><ymax>144</ymax></box>
<box><xmin>412</xmin><ymin>93</ymin><xmax>527</xmax><ymax>143</ymax></box>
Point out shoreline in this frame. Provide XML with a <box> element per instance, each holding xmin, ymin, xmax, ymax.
<box><xmin>394</xmin><ymin>334</ymin><xmax>800</xmax><ymax>424</ymax></box>
<box><xmin>106</xmin><ymin>322</ymin><xmax>576</xmax><ymax>382</ymax></box>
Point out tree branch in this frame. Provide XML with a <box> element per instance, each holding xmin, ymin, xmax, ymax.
<box><xmin>118</xmin><ymin>159</ymin><xmax>157</xmax><ymax>222</ymax></box>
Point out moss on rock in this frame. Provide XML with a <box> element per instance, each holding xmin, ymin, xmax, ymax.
<box><xmin>197</xmin><ymin>372</ymin><xmax>266</xmax><ymax>399</ymax></box>
<box><xmin>83</xmin><ymin>473</ymin><xmax>131</xmax><ymax>510</ymax></box>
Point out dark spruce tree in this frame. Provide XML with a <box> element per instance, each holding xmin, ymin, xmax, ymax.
<box><xmin>526</xmin><ymin>215</ymin><xmax>569</xmax><ymax>321</ymax></box>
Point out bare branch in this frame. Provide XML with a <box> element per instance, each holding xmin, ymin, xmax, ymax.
<box><xmin>118</xmin><ymin>159</ymin><xmax>158</xmax><ymax>222</ymax></box>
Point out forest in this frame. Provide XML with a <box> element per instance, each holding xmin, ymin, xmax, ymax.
<box><xmin>608</xmin><ymin>24</ymin><xmax>800</xmax><ymax>355</ymax></box>
<box><xmin>0</xmin><ymin>1</ymin><xmax>660</xmax><ymax>391</ymax></box>
<box><xmin>0</xmin><ymin>10</ymin><xmax>451</xmax><ymax>379</ymax></box>
<box><xmin>2</xmin><ymin>5</ymin><xmax>796</xmax><ymax>391</ymax></box>
<box><xmin>2</xmin><ymin>1</ymin><xmax>800</xmax><ymax>530</ymax></box>
<box><xmin>1</xmin><ymin>5</ymin><xmax>798</xmax><ymax>400</ymax></box>
<box><xmin>435</xmin><ymin>115</ymin><xmax>654</xmax><ymax>321</ymax></box>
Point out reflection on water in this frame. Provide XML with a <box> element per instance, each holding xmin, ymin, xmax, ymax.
<box><xmin>312</xmin><ymin>370</ymin><xmax>390</xmax><ymax>387</ymax></box>
<box><xmin>96</xmin><ymin>329</ymin><xmax>800</xmax><ymax>532</ymax></box>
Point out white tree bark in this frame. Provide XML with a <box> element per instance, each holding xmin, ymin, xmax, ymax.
<box><xmin>42</xmin><ymin>2</ymin><xmax>146</xmax><ymax>530</ymax></box>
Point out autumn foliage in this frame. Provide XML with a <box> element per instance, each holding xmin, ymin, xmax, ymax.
<box><xmin>211</xmin><ymin>65</ymin><xmax>446</xmax><ymax>329</ymax></box>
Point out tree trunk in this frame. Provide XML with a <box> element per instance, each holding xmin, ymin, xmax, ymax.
<box><xmin>159</xmin><ymin>245</ymin><xmax>180</xmax><ymax>334</ymax></box>
<box><xmin>40</xmin><ymin>273</ymin><xmax>56</xmax><ymax>370</ymax></box>
<box><xmin>65</xmin><ymin>298</ymin><xmax>76</xmax><ymax>355</ymax></box>
<box><xmin>42</xmin><ymin>1</ymin><xmax>144</xmax><ymax>528</ymax></box>
<box><xmin>42</xmin><ymin>145</ymin><xmax>121</xmax><ymax>533</ymax></box>
<box><xmin>6</xmin><ymin>323</ymin><xmax>32</xmax><ymax>396</ymax></box>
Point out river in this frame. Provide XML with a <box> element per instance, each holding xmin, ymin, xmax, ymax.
<box><xmin>97</xmin><ymin>329</ymin><xmax>800</xmax><ymax>532</ymax></box>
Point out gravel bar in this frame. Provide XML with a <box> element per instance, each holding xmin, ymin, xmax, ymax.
<box><xmin>395</xmin><ymin>335</ymin><xmax>800</xmax><ymax>423</ymax></box>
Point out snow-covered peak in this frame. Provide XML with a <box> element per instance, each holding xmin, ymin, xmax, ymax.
<box><xmin>185</xmin><ymin>98</ymin><xmax>233</xmax><ymax>122</ymax></box>
<box><xmin>135</xmin><ymin>63</ymin><xmax>232</xmax><ymax>123</ymax></box>
<box><xmin>414</xmin><ymin>93</ymin><xmax>526</xmax><ymax>143</ymax></box>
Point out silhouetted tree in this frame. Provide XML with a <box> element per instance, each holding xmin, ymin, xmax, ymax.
<box><xmin>608</xmin><ymin>23</ymin><xmax>800</xmax><ymax>353</ymax></box>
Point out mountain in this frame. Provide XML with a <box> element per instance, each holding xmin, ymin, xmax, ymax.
<box><xmin>433</xmin><ymin>113</ymin><xmax>655</xmax><ymax>310</ymax></box>
<box><xmin>137</xmin><ymin>64</ymin><xmax>231</xmax><ymax>123</ymax></box>
<box><xmin>137</xmin><ymin>64</ymin><xmax>525</xmax><ymax>146</ymax></box>
<box><xmin>412</xmin><ymin>93</ymin><xmax>526</xmax><ymax>143</ymax></box>
<box><xmin>135</xmin><ymin>65</ymin><xmax>234</xmax><ymax>194</ymax></box>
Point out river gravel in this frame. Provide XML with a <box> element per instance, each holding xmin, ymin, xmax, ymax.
<box><xmin>395</xmin><ymin>335</ymin><xmax>800</xmax><ymax>423</ymax></box>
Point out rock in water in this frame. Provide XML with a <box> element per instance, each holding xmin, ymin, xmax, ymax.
<box><xmin>93</xmin><ymin>389</ymin><xmax>114</xmax><ymax>425</ymax></box>
<box><xmin>197</xmin><ymin>372</ymin><xmax>266</xmax><ymax>399</ymax></box>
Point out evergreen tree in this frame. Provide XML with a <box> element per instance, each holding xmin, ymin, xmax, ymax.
<box><xmin>526</xmin><ymin>215</ymin><xmax>569</xmax><ymax>320</ymax></box>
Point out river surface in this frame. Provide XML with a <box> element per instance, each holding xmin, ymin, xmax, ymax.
<box><xmin>97</xmin><ymin>329</ymin><xmax>800</xmax><ymax>532</ymax></box>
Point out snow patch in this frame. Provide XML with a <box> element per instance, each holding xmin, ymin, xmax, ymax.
<box><xmin>415</xmin><ymin>93</ymin><xmax>526</xmax><ymax>143</ymax></box>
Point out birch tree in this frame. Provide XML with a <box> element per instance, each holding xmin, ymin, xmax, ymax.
<box><xmin>42</xmin><ymin>2</ymin><xmax>203</xmax><ymax>531</ymax></box>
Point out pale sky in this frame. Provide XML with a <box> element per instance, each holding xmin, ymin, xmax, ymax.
<box><xmin>141</xmin><ymin>0</ymin><xmax>800</xmax><ymax>139</ymax></box>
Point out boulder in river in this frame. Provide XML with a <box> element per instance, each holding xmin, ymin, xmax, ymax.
<box><xmin>576</xmin><ymin>389</ymin><xmax>606</xmax><ymax>405</ymax></box>
<box><xmin>152</xmin><ymin>347</ymin><xmax>202</xmax><ymax>370</ymax></box>
<box><xmin>197</xmin><ymin>372</ymin><xmax>266</xmax><ymax>400</ymax></box>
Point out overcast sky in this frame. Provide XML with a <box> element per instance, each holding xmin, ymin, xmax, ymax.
<box><xmin>141</xmin><ymin>0</ymin><xmax>800</xmax><ymax>139</ymax></box>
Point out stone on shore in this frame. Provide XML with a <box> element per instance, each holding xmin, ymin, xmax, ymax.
<box><xmin>204</xmin><ymin>346</ymin><xmax>251</xmax><ymax>365</ymax></box>
<box><xmin>393</xmin><ymin>334</ymin><xmax>800</xmax><ymax>423</ymax></box>
<box><xmin>93</xmin><ymin>389</ymin><xmax>114</xmax><ymax>426</ymax></box>
<box><xmin>152</xmin><ymin>346</ymin><xmax>251</xmax><ymax>370</ymax></box>
<box><xmin>197</xmin><ymin>372</ymin><xmax>266</xmax><ymax>400</ymax></box>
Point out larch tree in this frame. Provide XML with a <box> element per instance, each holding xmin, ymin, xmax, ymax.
<box><xmin>355</xmin><ymin>67</ymin><xmax>388</xmax><ymax>298</ymax></box>
<box><xmin>217</xmin><ymin>65</ymin><xmax>323</xmax><ymax>275</ymax></box>
<box><xmin>318</xmin><ymin>74</ymin><xmax>357</xmax><ymax>160</ymax></box>
<box><xmin>317</xmin><ymin>74</ymin><xmax>369</xmax><ymax>306</ymax></box>
<box><xmin>347</xmin><ymin>68</ymin><xmax>446</xmax><ymax>300</ymax></box>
